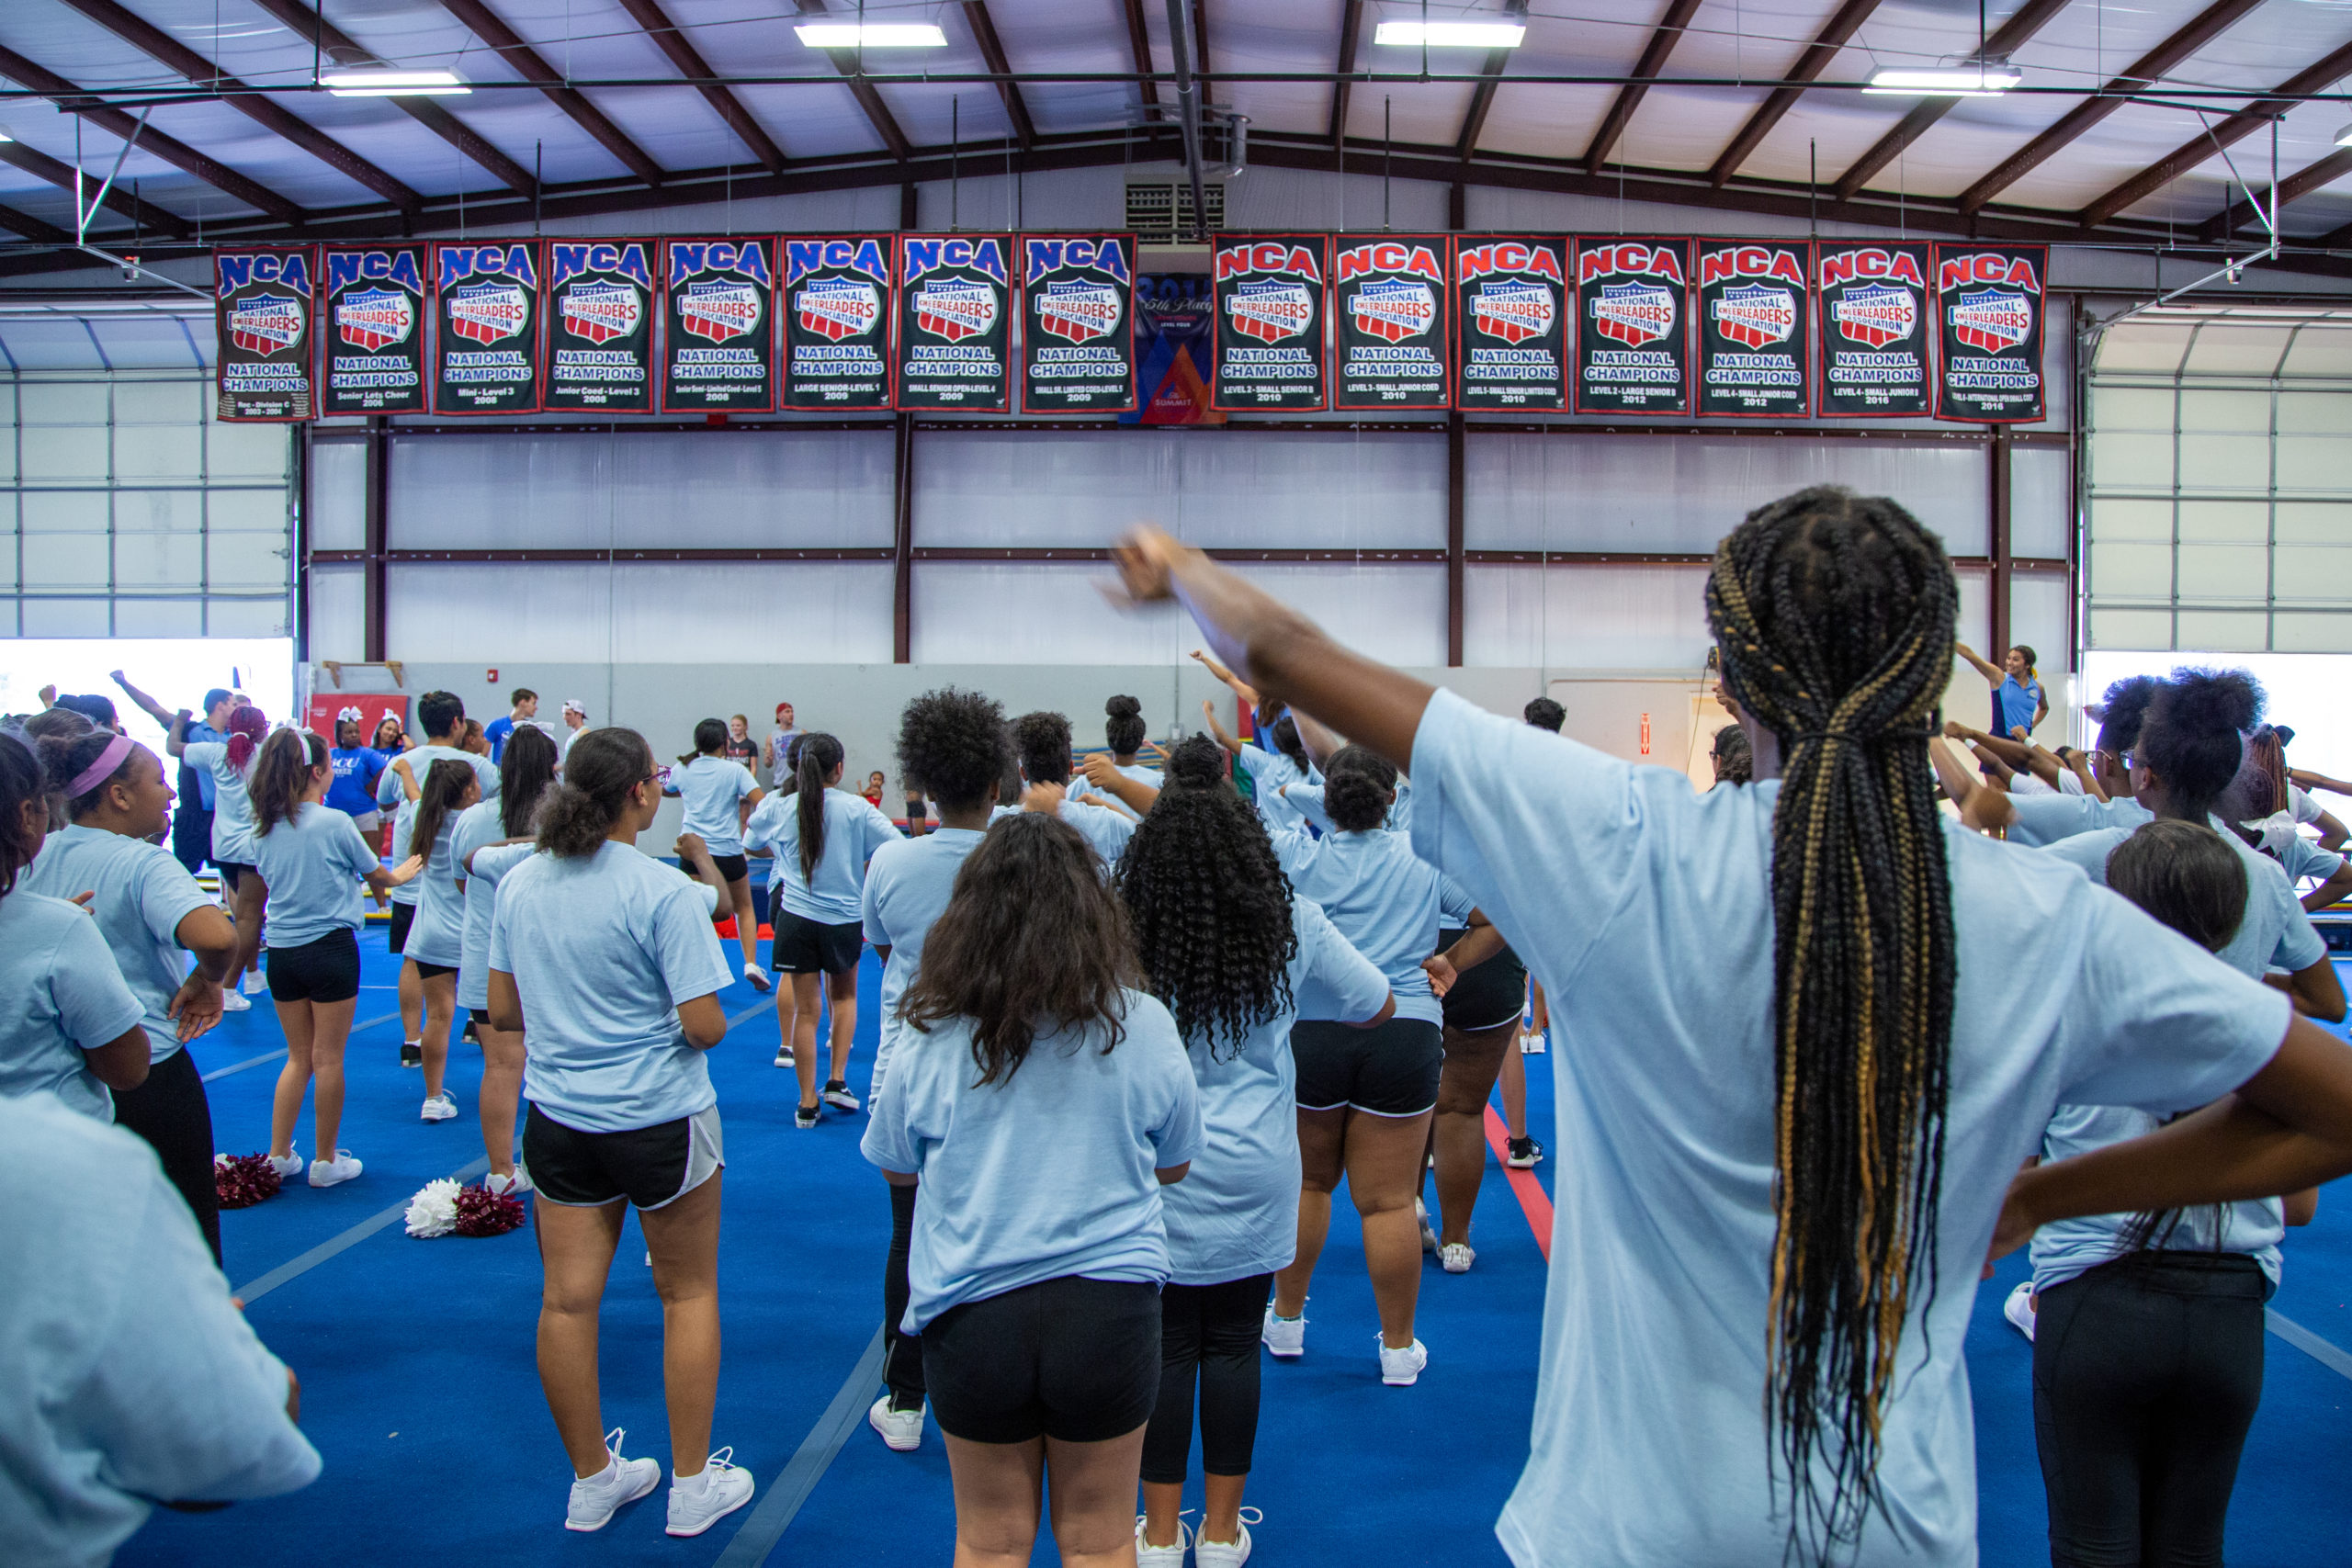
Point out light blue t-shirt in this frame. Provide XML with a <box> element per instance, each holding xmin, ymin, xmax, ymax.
<box><xmin>745</xmin><ymin>787</ymin><xmax>900</xmax><ymax>925</ymax></box>
<box><xmin>1057</xmin><ymin>795</ymin><xmax>1135</xmax><ymax>869</ymax></box>
<box><xmin>2032</xmin><ymin>823</ymin><xmax>2325</xmax><ymax>981</ymax></box>
<box><xmin>861</xmin><ymin>988</ymin><xmax>1203</xmax><ymax>1332</ymax></box>
<box><xmin>1269</xmin><ymin>826</ymin><xmax>1472</xmax><ymax>1027</ymax></box>
<box><xmin>250</xmin><ymin>801</ymin><xmax>380</xmax><ymax>949</ymax></box>
<box><xmin>454</xmin><ymin>804</ymin><xmax>529</xmax><ymax>1012</ymax></box>
<box><xmin>490</xmin><ymin>840</ymin><xmax>735</xmax><ymax>1134</ymax></box>
<box><xmin>2005</xmin><ymin>790</ymin><xmax>2152</xmax><ymax>847</ymax></box>
<box><xmin>0</xmin><ymin>891</ymin><xmax>146</xmax><ymax>1122</ymax></box>
<box><xmin>1069</xmin><ymin>761</ymin><xmax>1164</xmax><ymax>818</ymax></box>
<box><xmin>0</xmin><ymin>1094</ymin><xmax>320</xmax><ymax>1567</ymax></box>
<box><xmin>376</xmin><ymin>743</ymin><xmax>501</xmax><ymax>907</ymax></box>
<box><xmin>399</xmin><ymin>799</ymin><xmax>473</xmax><ymax>968</ymax></box>
<box><xmin>23</xmin><ymin>826</ymin><xmax>214</xmax><ymax>1064</ymax></box>
<box><xmin>1162</xmin><ymin>895</ymin><xmax>1391</xmax><ymax>1285</ymax></box>
<box><xmin>1996</xmin><ymin>673</ymin><xmax>2043</xmax><ymax>736</ymax></box>
<box><xmin>1235</xmin><ymin>742</ymin><xmax>1310</xmax><ymax>835</ymax></box>
<box><xmin>669</xmin><ymin>755</ymin><xmax>758</xmax><ymax>859</ymax></box>
<box><xmin>180</xmin><ymin>739</ymin><xmax>257</xmax><ymax>864</ymax></box>
<box><xmin>1402</xmin><ymin>687</ymin><xmax>2290</xmax><ymax>1568</ymax></box>
<box><xmin>862</xmin><ymin>827</ymin><xmax>988</xmax><ymax>1107</ymax></box>
<box><xmin>1283</xmin><ymin>774</ymin><xmax>1415</xmax><ymax>837</ymax></box>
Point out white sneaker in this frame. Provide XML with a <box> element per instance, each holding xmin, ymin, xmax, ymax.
<box><xmin>565</xmin><ymin>1428</ymin><xmax>661</xmax><ymax>1532</ymax></box>
<box><xmin>744</xmin><ymin>962</ymin><xmax>773</xmax><ymax>994</ymax></box>
<box><xmin>1135</xmin><ymin>1515</ymin><xmax>1190</xmax><ymax>1567</ymax></box>
<box><xmin>774</xmin><ymin>1043</ymin><xmax>794</xmax><ymax>1067</ymax></box>
<box><xmin>266</xmin><ymin>1148</ymin><xmax>302</xmax><ymax>1179</ymax></box>
<box><xmin>486</xmin><ymin>1168</ymin><xmax>532</xmax><ymax>1197</ymax></box>
<box><xmin>1261</xmin><ymin>1305</ymin><xmax>1305</xmax><ymax>1359</ymax></box>
<box><xmin>309</xmin><ymin>1151</ymin><xmax>363</xmax><ymax>1187</ymax></box>
<box><xmin>2004</xmin><ymin>1282</ymin><xmax>2037</xmax><ymax>1343</ymax></box>
<box><xmin>1417</xmin><ymin>1197</ymin><xmax>1437</xmax><ymax>1254</ymax></box>
<box><xmin>1378</xmin><ymin>1336</ymin><xmax>1429</xmax><ymax>1386</ymax></box>
<box><xmin>420</xmin><ymin>1092</ymin><xmax>458</xmax><ymax>1122</ymax></box>
<box><xmin>664</xmin><ymin>1448</ymin><xmax>753</xmax><ymax>1537</ymax></box>
<box><xmin>1194</xmin><ymin>1512</ymin><xmax>1261</xmax><ymax>1568</ymax></box>
<box><xmin>822</xmin><ymin>1081</ymin><xmax>861</xmax><ymax>1111</ymax></box>
<box><xmin>1521</xmin><ymin>1028</ymin><xmax>1546</xmax><ymax>1054</ymax></box>
<box><xmin>242</xmin><ymin>966</ymin><xmax>268</xmax><ymax>996</ymax></box>
<box><xmin>220</xmin><ymin>988</ymin><xmax>252</xmax><ymax>1013</ymax></box>
<box><xmin>868</xmin><ymin>1394</ymin><xmax>923</xmax><ymax>1452</ymax></box>
<box><xmin>1440</xmin><ymin>1242</ymin><xmax>1476</xmax><ymax>1274</ymax></box>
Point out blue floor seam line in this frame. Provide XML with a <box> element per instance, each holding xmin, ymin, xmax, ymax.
<box><xmin>2266</xmin><ymin>1308</ymin><xmax>2352</xmax><ymax>1382</ymax></box>
<box><xmin>232</xmin><ymin>1156</ymin><xmax>491</xmax><ymax>1303</ymax></box>
<box><xmin>709</xmin><ymin>1328</ymin><xmax>888</xmax><ymax>1568</ymax></box>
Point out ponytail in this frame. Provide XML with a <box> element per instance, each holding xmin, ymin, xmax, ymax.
<box><xmin>1269</xmin><ymin>714</ymin><xmax>1310</xmax><ymax>774</ymax></box>
<box><xmin>409</xmin><ymin>760</ymin><xmax>477</xmax><ymax>864</ymax></box>
<box><xmin>537</xmin><ymin>727</ymin><xmax>652</xmax><ymax>859</ymax></box>
<box><xmin>251</xmin><ymin>728</ymin><xmax>325</xmax><ymax>836</ymax></box>
<box><xmin>796</xmin><ymin>732</ymin><xmax>845</xmax><ymax>885</ymax></box>
<box><xmin>499</xmin><ymin>724</ymin><xmax>560</xmax><ymax>839</ymax></box>
<box><xmin>224</xmin><ymin>704</ymin><xmax>269</xmax><ymax>772</ymax></box>
<box><xmin>681</xmin><ymin>716</ymin><xmax>727</xmax><ymax>766</ymax></box>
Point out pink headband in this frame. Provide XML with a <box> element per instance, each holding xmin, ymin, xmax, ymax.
<box><xmin>68</xmin><ymin>734</ymin><xmax>138</xmax><ymax>799</ymax></box>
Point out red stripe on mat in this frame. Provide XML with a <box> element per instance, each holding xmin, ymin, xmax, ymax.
<box><xmin>1483</xmin><ymin>1105</ymin><xmax>1553</xmax><ymax>1262</ymax></box>
<box><xmin>714</xmin><ymin>920</ymin><xmax>774</xmax><ymax>941</ymax></box>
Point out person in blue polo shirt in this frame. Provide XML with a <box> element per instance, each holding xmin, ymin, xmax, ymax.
<box><xmin>1956</xmin><ymin>639</ymin><xmax>2048</xmax><ymax>739</ymax></box>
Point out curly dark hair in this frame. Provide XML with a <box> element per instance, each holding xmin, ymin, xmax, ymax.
<box><xmin>898</xmin><ymin>688</ymin><xmax>1013</xmax><ymax>810</ymax></box>
<box><xmin>1524</xmin><ymin>696</ymin><xmax>1566</xmax><ymax>733</ymax></box>
<box><xmin>2088</xmin><ymin>674</ymin><xmax>2159</xmax><ymax>755</ymax></box>
<box><xmin>2139</xmin><ymin>669</ymin><xmax>2264</xmax><ymax>820</ymax></box>
<box><xmin>1115</xmin><ymin>739</ymin><xmax>1295</xmax><ymax>1059</ymax></box>
<box><xmin>1012</xmin><ymin>710</ymin><xmax>1074</xmax><ymax>787</ymax></box>
<box><xmin>901</xmin><ymin>812</ymin><xmax>1141</xmax><ymax>1086</ymax></box>
<box><xmin>1104</xmin><ymin>694</ymin><xmax>1148</xmax><ymax>756</ymax></box>
<box><xmin>1321</xmin><ymin>745</ymin><xmax>1397</xmax><ymax>833</ymax></box>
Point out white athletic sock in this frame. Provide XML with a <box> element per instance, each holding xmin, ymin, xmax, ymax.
<box><xmin>578</xmin><ymin>1457</ymin><xmax>618</xmax><ymax>1487</ymax></box>
<box><xmin>673</xmin><ymin>1463</ymin><xmax>711</xmax><ymax>1493</ymax></box>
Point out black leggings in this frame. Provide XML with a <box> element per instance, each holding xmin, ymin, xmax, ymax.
<box><xmin>882</xmin><ymin>1179</ymin><xmax>924</xmax><ymax>1408</ymax></box>
<box><xmin>2032</xmin><ymin>1249</ymin><xmax>2267</xmax><ymax>1568</ymax></box>
<box><xmin>110</xmin><ymin>1046</ymin><xmax>221</xmax><ymax>1266</ymax></box>
<box><xmin>1139</xmin><ymin>1273</ymin><xmax>1272</xmax><ymax>1485</ymax></box>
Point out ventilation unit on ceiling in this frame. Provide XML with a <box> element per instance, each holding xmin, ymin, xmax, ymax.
<box><xmin>1125</xmin><ymin>180</ymin><xmax>1225</xmax><ymax>245</ymax></box>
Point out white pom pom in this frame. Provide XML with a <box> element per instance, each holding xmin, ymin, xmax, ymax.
<box><xmin>404</xmin><ymin>1178</ymin><xmax>463</xmax><ymax>1238</ymax></box>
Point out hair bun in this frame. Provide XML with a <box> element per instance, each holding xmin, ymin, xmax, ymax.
<box><xmin>1163</xmin><ymin>734</ymin><xmax>1227</xmax><ymax>787</ymax></box>
<box><xmin>1106</xmin><ymin>694</ymin><xmax>1141</xmax><ymax>719</ymax></box>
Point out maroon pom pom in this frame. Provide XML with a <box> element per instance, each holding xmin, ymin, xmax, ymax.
<box><xmin>450</xmin><ymin>1182</ymin><xmax>526</xmax><ymax>1236</ymax></box>
<box><xmin>215</xmin><ymin>1153</ymin><xmax>282</xmax><ymax>1210</ymax></box>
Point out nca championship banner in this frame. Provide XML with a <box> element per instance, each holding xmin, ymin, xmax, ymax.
<box><xmin>783</xmin><ymin>235</ymin><xmax>891</xmax><ymax>410</ymax></box>
<box><xmin>1815</xmin><ymin>243</ymin><xmax>1932</xmax><ymax>419</ymax></box>
<box><xmin>1121</xmin><ymin>275</ymin><xmax>1224</xmax><ymax>425</ymax></box>
<box><xmin>1330</xmin><ymin>236</ymin><xmax>1450</xmax><ymax>410</ymax></box>
<box><xmin>318</xmin><ymin>244</ymin><xmax>425</xmax><ymax>416</ymax></box>
<box><xmin>1936</xmin><ymin>244</ymin><xmax>2046</xmax><ymax>423</ymax></box>
<box><xmin>897</xmin><ymin>234</ymin><xmax>1013</xmax><ymax>412</ymax></box>
<box><xmin>1213</xmin><ymin>234</ymin><xmax>1328</xmax><ymax>411</ymax></box>
<box><xmin>661</xmin><ymin>237</ymin><xmax>775</xmax><ymax>412</ymax></box>
<box><xmin>545</xmin><ymin>239</ymin><xmax>655</xmax><ymax>413</ymax></box>
<box><xmin>1696</xmin><ymin>240</ymin><xmax>1810</xmax><ymax>419</ymax></box>
<box><xmin>1453</xmin><ymin>237</ymin><xmax>1566</xmax><ymax>411</ymax></box>
<box><xmin>432</xmin><ymin>242</ymin><xmax>542</xmax><ymax>414</ymax></box>
<box><xmin>216</xmin><ymin>246</ymin><xmax>316</xmax><ymax>422</ymax></box>
<box><xmin>1020</xmin><ymin>234</ymin><xmax>1136</xmax><ymax>413</ymax></box>
<box><xmin>1574</xmin><ymin>238</ymin><xmax>1690</xmax><ymax>415</ymax></box>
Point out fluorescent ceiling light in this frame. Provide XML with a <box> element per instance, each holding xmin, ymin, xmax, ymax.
<box><xmin>1374</xmin><ymin>21</ymin><xmax>1527</xmax><ymax>48</ymax></box>
<box><xmin>1864</xmin><ymin>65</ymin><xmax>2021</xmax><ymax>96</ymax></box>
<box><xmin>795</xmin><ymin>23</ymin><xmax>948</xmax><ymax>47</ymax></box>
<box><xmin>0</xmin><ymin>131</ymin><xmax>13</xmax><ymax>144</ymax></box>
<box><xmin>2337</xmin><ymin>122</ymin><xmax>2352</xmax><ymax>148</ymax></box>
<box><xmin>322</xmin><ymin>68</ymin><xmax>469</xmax><ymax>96</ymax></box>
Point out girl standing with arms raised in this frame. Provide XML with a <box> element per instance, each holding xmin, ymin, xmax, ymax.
<box><xmin>488</xmin><ymin>727</ymin><xmax>750</xmax><ymax>1539</ymax></box>
<box><xmin>1109</xmin><ymin>491</ymin><xmax>2352</xmax><ymax>1566</ymax></box>
<box><xmin>745</xmin><ymin>732</ymin><xmax>898</xmax><ymax>1127</ymax></box>
<box><xmin>456</xmin><ymin>725</ymin><xmax>560</xmax><ymax>1195</ymax></box>
<box><xmin>248</xmin><ymin>729</ymin><xmax>424</xmax><ymax>1186</ymax></box>
<box><xmin>667</xmin><ymin>718</ymin><xmax>768</xmax><ymax>993</ymax></box>
<box><xmin>26</xmin><ymin>731</ymin><xmax>239</xmax><ymax>1258</ymax></box>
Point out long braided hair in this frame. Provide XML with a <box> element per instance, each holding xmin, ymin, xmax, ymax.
<box><xmin>1703</xmin><ymin>487</ymin><xmax>1958</xmax><ymax>1556</ymax></box>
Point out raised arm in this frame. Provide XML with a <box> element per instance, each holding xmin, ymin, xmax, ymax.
<box><xmin>1198</xmin><ymin>699</ymin><xmax>1244</xmax><ymax>758</ymax></box>
<box><xmin>1076</xmin><ymin>753</ymin><xmax>1160</xmax><ymax>817</ymax></box>
<box><xmin>1190</xmin><ymin>648</ymin><xmax>1259</xmax><ymax>707</ymax></box>
<box><xmin>1953</xmin><ymin>641</ymin><xmax>2005</xmax><ymax>688</ymax></box>
<box><xmin>1944</xmin><ymin>718</ymin><xmax>2030</xmax><ymax>769</ymax></box>
<box><xmin>2017</xmin><ymin>739</ymin><xmax>2069</xmax><ymax>791</ymax></box>
<box><xmin>109</xmin><ymin>671</ymin><xmax>177</xmax><ymax>729</ymax></box>
<box><xmin>2290</xmin><ymin>767</ymin><xmax>2352</xmax><ymax>798</ymax></box>
<box><xmin>166</xmin><ymin>709</ymin><xmax>192</xmax><ymax>759</ymax></box>
<box><xmin>1928</xmin><ymin>738</ymin><xmax>2013</xmax><ymax>835</ymax></box>
<box><xmin>2060</xmin><ymin>747</ymin><xmax>2109</xmax><ymax>803</ymax></box>
<box><xmin>1116</xmin><ymin>532</ymin><xmax>1430</xmax><ymax>773</ymax></box>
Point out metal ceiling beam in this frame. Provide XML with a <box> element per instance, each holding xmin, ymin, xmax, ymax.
<box><xmin>610</xmin><ymin>0</ymin><xmax>786</xmax><ymax>173</ymax></box>
<box><xmin>242</xmin><ymin>0</ymin><xmax>538</xmax><ymax>199</ymax></box>
<box><xmin>2078</xmin><ymin>39</ymin><xmax>2352</xmax><ymax>227</ymax></box>
<box><xmin>435</xmin><ymin>0</ymin><xmax>667</xmax><ymax>186</ymax></box>
<box><xmin>1329</xmin><ymin>0</ymin><xmax>1363</xmax><ymax>146</ymax></box>
<box><xmin>2202</xmin><ymin>146</ymin><xmax>2352</xmax><ymax>241</ymax></box>
<box><xmin>1122</xmin><ymin>0</ymin><xmax>1160</xmax><ymax>107</ymax></box>
<box><xmin>1706</xmin><ymin>0</ymin><xmax>1883</xmax><ymax>186</ymax></box>
<box><xmin>1583</xmin><ymin>0</ymin><xmax>1703</xmax><ymax>174</ymax></box>
<box><xmin>1958</xmin><ymin>0</ymin><xmax>2267</xmax><ymax>216</ymax></box>
<box><xmin>794</xmin><ymin>0</ymin><xmax>912</xmax><ymax>161</ymax></box>
<box><xmin>1832</xmin><ymin>0</ymin><xmax>2073</xmax><ymax>201</ymax></box>
<box><xmin>1193</xmin><ymin>0</ymin><xmax>1213</xmax><ymax>85</ymax></box>
<box><xmin>57</xmin><ymin>0</ymin><xmax>424</xmax><ymax>218</ymax></box>
<box><xmin>0</xmin><ymin>44</ymin><xmax>307</xmax><ymax>223</ymax></box>
<box><xmin>0</xmin><ymin>133</ymin><xmax>191</xmax><ymax>238</ymax></box>
<box><xmin>960</xmin><ymin>2</ymin><xmax>1035</xmax><ymax>150</ymax></box>
<box><xmin>1456</xmin><ymin>49</ymin><xmax>1515</xmax><ymax>158</ymax></box>
<box><xmin>0</xmin><ymin>201</ymin><xmax>75</xmax><ymax>245</ymax></box>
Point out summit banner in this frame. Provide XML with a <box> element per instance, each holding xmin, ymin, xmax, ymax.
<box><xmin>1330</xmin><ymin>236</ymin><xmax>1451</xmax><ymax>410</ymax></box>
<box><xmin>1815</xmin><ymin>243</ymin><xmax>1932</xmax><ymax>419</ymax></box>
<box><xmin>782</xmin><ymin>235</ymin><xmax>892</xmax><ymax>410</ymax></box>
<box><xmin>1694</xmin><ymin>240</ymin><xmax>1810</xmax><ymax>419</ymax></box>
<box><xmin>546</xmin><ymin>239</ymin><xmax>656</xmax><ymax>413</ymax></box>
<box><xmin>1212</xmin><ymin>233</ymin><xmax>1328</xmax><ymax>411</ymax></box>
<box><xmin>431</xmin><ymin>242</ymin><xmax>543</xmax><ymax>415</ymax></box>
<box><xmin>1453</xmin><ymin>237</ymin><xmax>1567</xmax><ymax>411</ymax></box>
<box><xmin>216</xmin><ymin>246</ymin><xmax>316</xmax><ymax>422</ymax></box>
<box><xmin>661</xmin><ymin>237</ymin><xmax>775</xmax><ymax>412</ymax></box>
<box><xmin>1019</xmin><ymin>234</ymin><xmax>1136</xmax><ymax>413</ymax></box>
<box><xmin>1934</xmin><ymin>243</ymin><xmax>2046</xmax><ymax>423</ymax></box>
<box><xmin>897</xmin><ymin>234</ymin><xmax>1013</xmax><ymax>412</ymax></box>
<box><xmin>1573</xmin><ymin>237</ymin><xmax>1690</xmax><ymax>415</ymax></box>
<box><xmin>318</xmin><ymin>244</ymin><xmax>425</xmax><ymax>416</ymax></box>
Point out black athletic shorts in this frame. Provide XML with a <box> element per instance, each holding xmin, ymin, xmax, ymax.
<box><xmin>707</xmin><ymin>852</ymin><xmax>749</xmax><ymax>886</ymax></box>
<box><xmin>922</xmin><ymin>1275</ymin><xmax>1162</xmax><ymax>1445</ymax></box>
<box><xmin>522</xmin><ymin>1103</ymin><xmax>724</xmax><ymax>1210</ymax></box>
<box><xmin>1438</xmin><ymin>930</ymin><xmax>1529</xmax><ymax>1033</ymax></box>
<box><xmin>215</xmin><ymin>860</ymin><xmax>254</xmax><ymax>894</ymax></box>
<box><xmin>413</xmin><ymin>959</ymin><xmax>457</xmax><ymax>980</ymax></box>
<box><xmin>388</xmin><ymin>901</ymin><xmax>416</xmax><ymax>954</ymax></box>
<box><xmin>771</xmin><ymin>905</ymin><xmax>862</xmax><ymax>975</ymax></box>
<box><xmin>266</xmin><ymin>929</ymin><xmax>361</xmax><ymax>1004</ymax></box>
<box><xmin>1291</xmin><ymin>1016</ymin><xmax>1442</xmax><ymax>1117</ymax></box>
<box><xmin>469</xmin><ymin>1007</ymin><xmax>495</xmax><ymax>1027</ymax></box>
